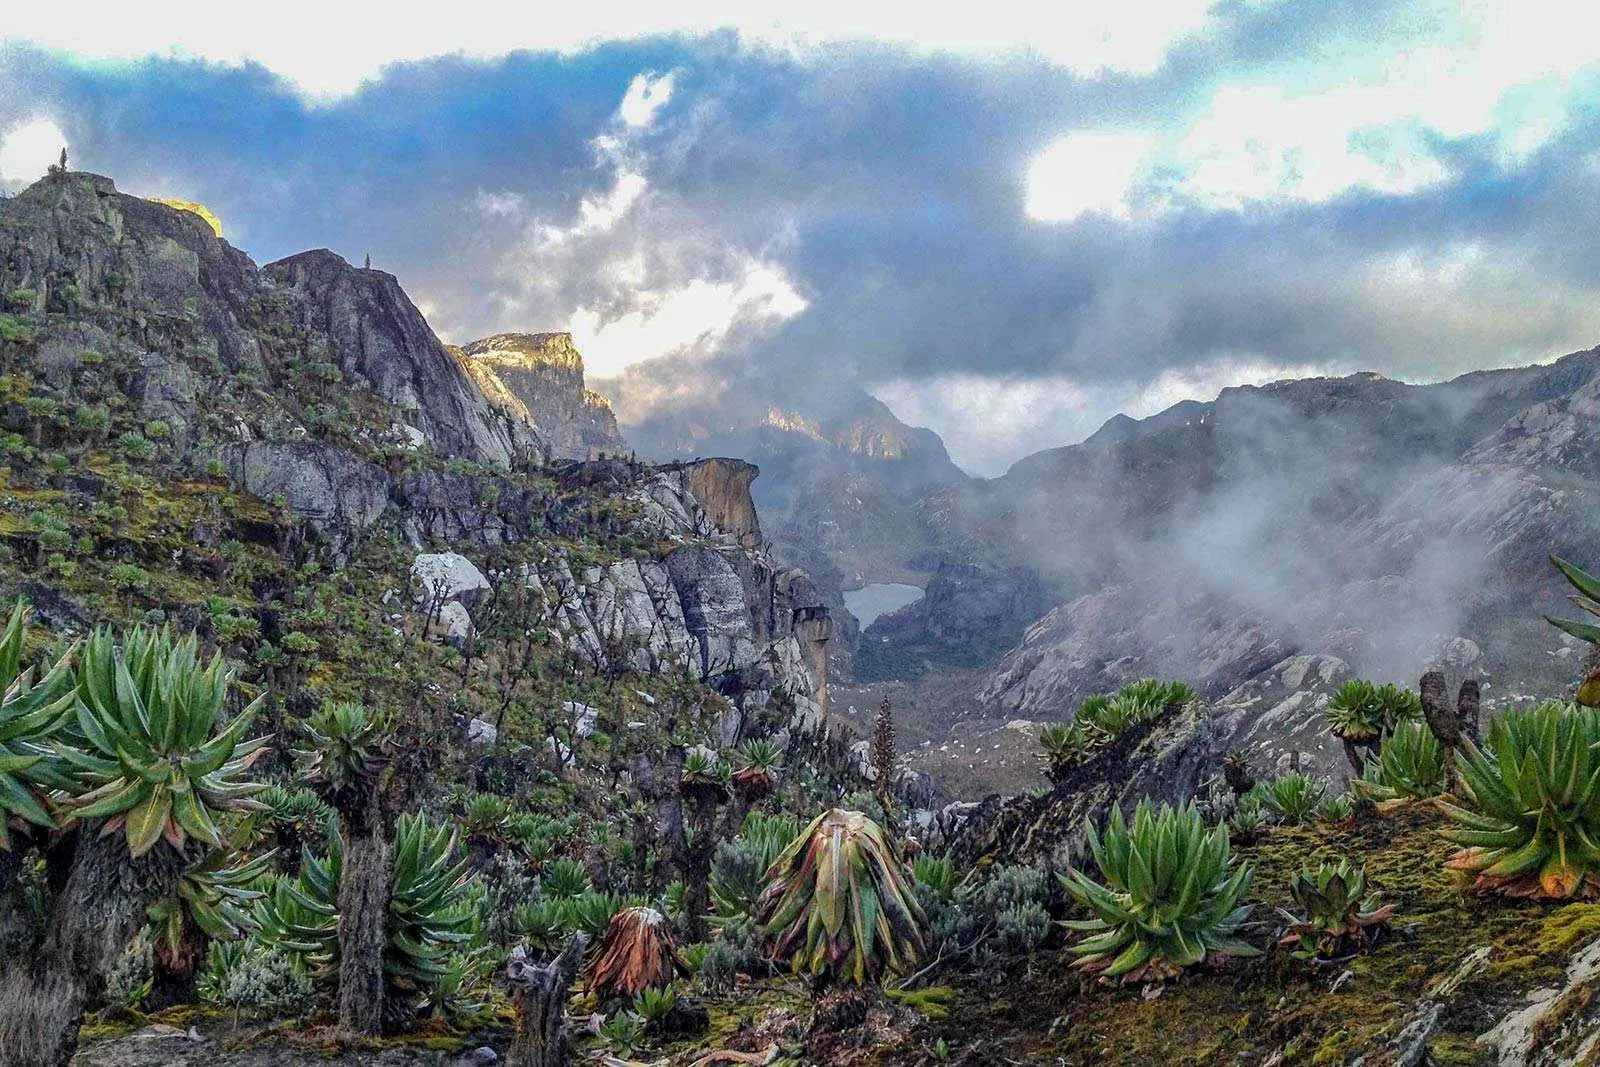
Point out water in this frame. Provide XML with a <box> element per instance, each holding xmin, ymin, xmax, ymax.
<box><xmin>843</xmin><ymin>583</ymin><xmax>924</xmax><ymax>628</ymax></box>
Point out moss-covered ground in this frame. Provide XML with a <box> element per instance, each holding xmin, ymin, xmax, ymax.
<box><xmin>881</xmin><ymin>804</ymin><xmax>1598</xmax><ymax>1065</ymax></box>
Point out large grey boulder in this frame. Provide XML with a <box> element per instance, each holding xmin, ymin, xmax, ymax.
<box><xmin>221</xmin><ymin>442</ymin><xmax>390</xmax><ymax>530</ymax></box>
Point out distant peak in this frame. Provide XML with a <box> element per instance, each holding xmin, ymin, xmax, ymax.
<box><xmin>461</xmin><ymin>332</ymin><xmax>584</xmax><ymax>371</ymax></box>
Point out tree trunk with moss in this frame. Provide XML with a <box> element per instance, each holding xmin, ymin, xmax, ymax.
<box><xmin>0</xmin><ymin>831</ymin><xmax>186</xmax><ymax>1067</ymax></box>
<box><xmin>337</xmin><ymin>802</ymin><xmax>393</xmax><ymax>1038</ymax></box>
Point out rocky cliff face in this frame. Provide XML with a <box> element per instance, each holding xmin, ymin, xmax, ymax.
<box><xmin>0</xmin><ymin>170</ymin><xmax>829</xmax><ymax>735</ymax></box>
<box><xmin>0</xmin><ymin>171</ymin><xmax>542</xmax><ymax>469</ymax></box>
<box><xmin>458</xmin><ymin>332</ymin><xmax>627</xmax><ymax>461</ymax></box>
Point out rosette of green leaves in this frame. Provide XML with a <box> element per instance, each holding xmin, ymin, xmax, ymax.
<box><xmin>1353</xmin><ymin>721</ymin><xmax>1446</xmax><ymax>803</ymax></box>
<box><xmin>1279</xmin><ymin>858</ymin><xmax>1395</xmax><ymax>960</ymax></box>
<box><xmin>756</xmin><ymin>808</ymin><xmax>926</xmax><ymax>985</ymax></box>
<box><xmin>60</xmin><ymin>625</ymin><xmax>267</xmax><ymax>857</ymax></box>
<box><xmin>0</xmin><ymin>601</ymin><xmax>77</xmax><ymax>849</ymax></box>
<box><xmin>1058</xmin><ymin>800</ymin><xmax>1258</xmax><ymax>984</ymax></box>
<box><xmin>1439</xmin><ymin>701</ymin><xmax>1600</xmax><ymax>898</ymax></box>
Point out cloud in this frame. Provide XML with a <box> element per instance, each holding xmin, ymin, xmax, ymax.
<box><xmin>874</xmin><ymin>359</ymin><xmax>1327</xmax><ymax>475</ymax></box>
<box><xmin>4</xmin><ymin>8</ymin><xmax>1600</xmax><ymax>473</ymax></box>
<box><xmin>0</xmin><ymin>0</ymin><xmax>1216</xmax><ymax>98</ymax></box>
<box><xmin>0</xmin><ymin>116</ymin><xmax>67</xmax><ymax>186</ymax></box>
<box><xmin>1026</xmin><ymin>132</ymin><xmax>1157</xmax><ymax>222</ymax></box>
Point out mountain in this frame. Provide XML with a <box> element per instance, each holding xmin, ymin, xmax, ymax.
<box><xmin>600</xmin><ymin>368</ymin><xmax>968</xmax><ymax>590</ymax></box>
<box><xmin>457</xmin><ymin>332</ymin><xmax>629</xmax><ymax>461</ymax></box>
<box><xmin>0</xmin><ymin>169</ymin><xmax>831</xmax><ymax>732</ymax></box>
<box><xmin>878</xmin><ymin>353</ymin><xmax>1600</xmax><ymax>782</ymax></box>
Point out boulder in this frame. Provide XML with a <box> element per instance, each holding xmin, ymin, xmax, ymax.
<box><xmin>410</xmin><ymin>552</ymin><xmax>492</xmax><ymax>611</ymax></box>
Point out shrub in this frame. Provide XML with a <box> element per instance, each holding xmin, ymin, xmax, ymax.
<box><xmin>1353</xmin><ymin>721</ymin><xmax>1446</xmax><ymax>804</ymax></box>
<box><xmin>581</xmin><ymin>906</ymin><xmax>687</xmax><ymax>1000</ymax></box>
<box><xmin>115</xmin><ymin>431</ymin><xmax>156</xmax><ymax>460</ymax></box>
<box><xmin>1256</xmin><ymin>773</ymin><xmax>1327</xmax><ymax>826</ymax></box>
<box><xmin>709</xmin><ymin>811</ymin><xmax>802</xmax><ymax>920</ymax></box>
<box><xmin>197</xmin><ymin>938</ymin><xmax>314</xmax><ymax>1017</ymax></box>
<box><xmin>1059</xmin><ymin>800</ymin><xmax>1258</xmax><ymax>984</ymax></box>
<box><xmin>1440</xmin><ymin>701</ymin><xmax>1600</xmax><ymax>898</ymax></box>
<box><xmin>756</xmin><ymin>808</ymin><xmax>925</xmax><ymax>985</ymax></box>
<box><xmin>1279</xmin><ymin>858</ymin><xmax>1396</xmax><ymax>960</ymax></box>
<box><xmin>1324</xmin><ymin>680</ymin><xmax>1420</xmax><ymax>743</ymax></box>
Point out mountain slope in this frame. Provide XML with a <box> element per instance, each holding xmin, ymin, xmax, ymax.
<box><xmin>602</xmin><ymin>368</ymin><xmax>968</xmax><ymax>589</ymax></box>
<box><xmin>873</xmin><ymin>352</ymin><xmax>1600</xmax><ymax>783</ymax></box>
<box><xmin>0</xmin><ymin>168</ymin><xmax>832</xmax><ymax>735</ymax></box>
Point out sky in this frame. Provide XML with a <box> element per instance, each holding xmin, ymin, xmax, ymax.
<box><xmin>4</xmin><ymin>2</ymin><xmax>1600</xmax><ymax>474</ymax></box>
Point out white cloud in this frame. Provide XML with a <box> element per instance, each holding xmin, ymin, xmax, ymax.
<box><xmin>460</xmin><ymin>64</ymin><xmax>808</xmax><ymax>377</ymax></box>
<box><xmin>569</xmin><ymin>258</ymin><xmax>806</xmax><ymax>377</ymax></box>
<box><xmin>1018</xmin><ymin>1</ymin><xmax>1600</xmax><ymax>221</ymax></box>
<box><xmin>0</xmin><ymin>117</ymin><xmax>67</xmax><ymax>186</ymax></box>
<box><xmin>1025</xmin><ymin>131</ymin><xmax>1155</xmax><ymax>222</ymax></box>
<box><xmin>0</xmin><ymin>0</ymin><xmax>1215</xmax><ymax>99</ymax></box>
<box><xmin>619</xmin><ymin>72</ymin><xmax>675</xmax><ymax>128</ymax></box>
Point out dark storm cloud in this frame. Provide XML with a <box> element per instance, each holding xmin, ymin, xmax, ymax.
<box><xmin>3</xmin><ymin>9</ymin><xmax>1600</xmax><ymax>472</ymax></box>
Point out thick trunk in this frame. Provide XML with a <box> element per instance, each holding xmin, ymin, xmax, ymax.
<box><xmin>0</xmin><ymin>830</ymin><xmax>185</xmax><ymax>1067</ymax></box>
<box><xmin>506</xmin><ymin>934</ymin><xmax>587</xmax><ymax>1067</ymax></box>
<box><xmin>681</xmin><ymin>792</ymin><xmax>720</xmax><ymax>943</ymax></box>
<box><xmin>147</xmin><ymin>927</ymin><xmax>203</xmax><ymax>1011</ymax></box>
<box><xmin>337</xmin><ymin>811</ymin><xmax>393</xmax><ymax>1038</ymax></box>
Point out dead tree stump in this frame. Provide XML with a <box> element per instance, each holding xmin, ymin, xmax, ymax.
<box><xmin>1422</xmin><ymin>669</ymin><xmax>1482</xmax><ymax>791</ymax></box>
<box><xmin>506</xmin><ymin>934</ymin><xmax>588</xmax><ymax>1067</ymax></box>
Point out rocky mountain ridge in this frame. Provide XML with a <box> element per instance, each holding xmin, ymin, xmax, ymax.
<box><xmin>601</xmin><ymin>370</ymin><xmax>968</xmax><ymax>592</ymax></box>
<box><xmin>0</xmin><ymin>169</ymin><xmax>830</xmax><ymax>735</ymax></box>
<box><xmin>854</xmin><ymin>352</ymin><xmax>1600</xmax><ymax>791</ymax></box>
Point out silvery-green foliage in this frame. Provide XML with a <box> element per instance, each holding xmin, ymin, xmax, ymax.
<box><xmin>101</xmin><ymin>928</ymin><xmax>154</xmax><ymax>1010</ymax></box>
<box><xmin>198</xmin><ymin>938</ymin><xmax>313</xmax><ymax>1017</ymax></box>
<box><xmin>993</xmin><ymin>901</ymin><xmax>1052</xmax><ymax>956</ymax></box>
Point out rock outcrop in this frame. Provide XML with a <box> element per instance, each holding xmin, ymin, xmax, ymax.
<box><xmin>0</xmin><ymin>170</ymin><xmax>830</xmax><ymax>741</ymax></box>
<box><xmin>458</xmin><ymin>333</ymin><xmax>627</xmax><ymax>461</ymax></box>
<box><xmin>265</xmin><ymin>251</ymin><xmax>542</xmax><ymax>468</ymax></box>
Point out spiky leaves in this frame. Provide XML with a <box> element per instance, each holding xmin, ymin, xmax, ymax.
<box><xmin>733</xmin><ymin>740</ymin><xmax>781</xmax><ymax>797</ymax></box>
<box><xmin>148</xmin><ymin>846</ymin><xmax>274</xmax><ymax>976</ymax></box>
<box><xmin>0</xmin><ymin>601</ymin><xmax>77</xmax><ymax>849</ymax></box>
<box><xmin>1279</xmin><ymin>859</ymin><xmax>1396</xmax><ymax>960</ymax></box>
<box><xmin>710</xmin><ymin>811</ymin><xmax>803</xmax><ymax>921</ymax></box>
<box><xmin>1039</xmin><ymin>679</ymin><xmax>1197</xmax><ymax>779</ymax></box>
<box><xmin>1256</xmin><ymin>773</ymin><xmax>1327</xmax><ymax>826</ymax></box>
<box><xmin>1353</xmin><ymin>721</ymin><xmax>1446</xmax><ymax>804</ymax></box>
<box><xmin>59</xmin><ymin>624</ymin><xmax>267</xmax><ymax>858</ymax></box>
<box><xmin>1325</xmin><ymin>680</ymin><xmax>1420</xmax><ymax>742</ymax></box>
<box><xmin>296</xmin><ymin>701</ymin><xmax>389</xmax><ymax>815</ymax></box>
<box><xmin>1058</xmin><ymin>800</ymin><xmax>1259</xmax><ymax>984</ymax></box>
<box><xmin>259</xmin><ymin>813</ymin><xmax>479</xmax><ymax>1008</ymax></box>
<box><xmin>757</xmin><ymin>808</ymin><xmax>925</xmax><ymax>987</ymax></box>
<box><xmin>581</xmin><ymin>906</ymin><xmax>688</xmax><ymax>1000</ymax></box>
<box><xmin>388</xmin><ymin>811</ymin><xmax>477</xmax><ymax>1000</ymax></box>
<box><xmin>1037</xmin><ymin>723</ymin><xmax>1089</xmax><ymax>784</ymax></box>
<box><xmin>1439</xmin><ymin>701</ymin><xmax>1600</xmax><ymax>899</ymax></box>
<box><xmin>1548</xmin><ymin>556</ymin><xmax>1600</xmax><ymax>707</ymax></box>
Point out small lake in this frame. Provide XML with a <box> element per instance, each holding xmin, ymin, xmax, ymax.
<box><xmin>843</xmin><ymin>583</ymin><xmax>925</xmax><ymax>628</ymax></box>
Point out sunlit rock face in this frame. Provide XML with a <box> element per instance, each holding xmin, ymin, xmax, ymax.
<box><xmin>459</xmin><ymin>332</ymin><xmax>628</xmax><ymax>461</ymax></box>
